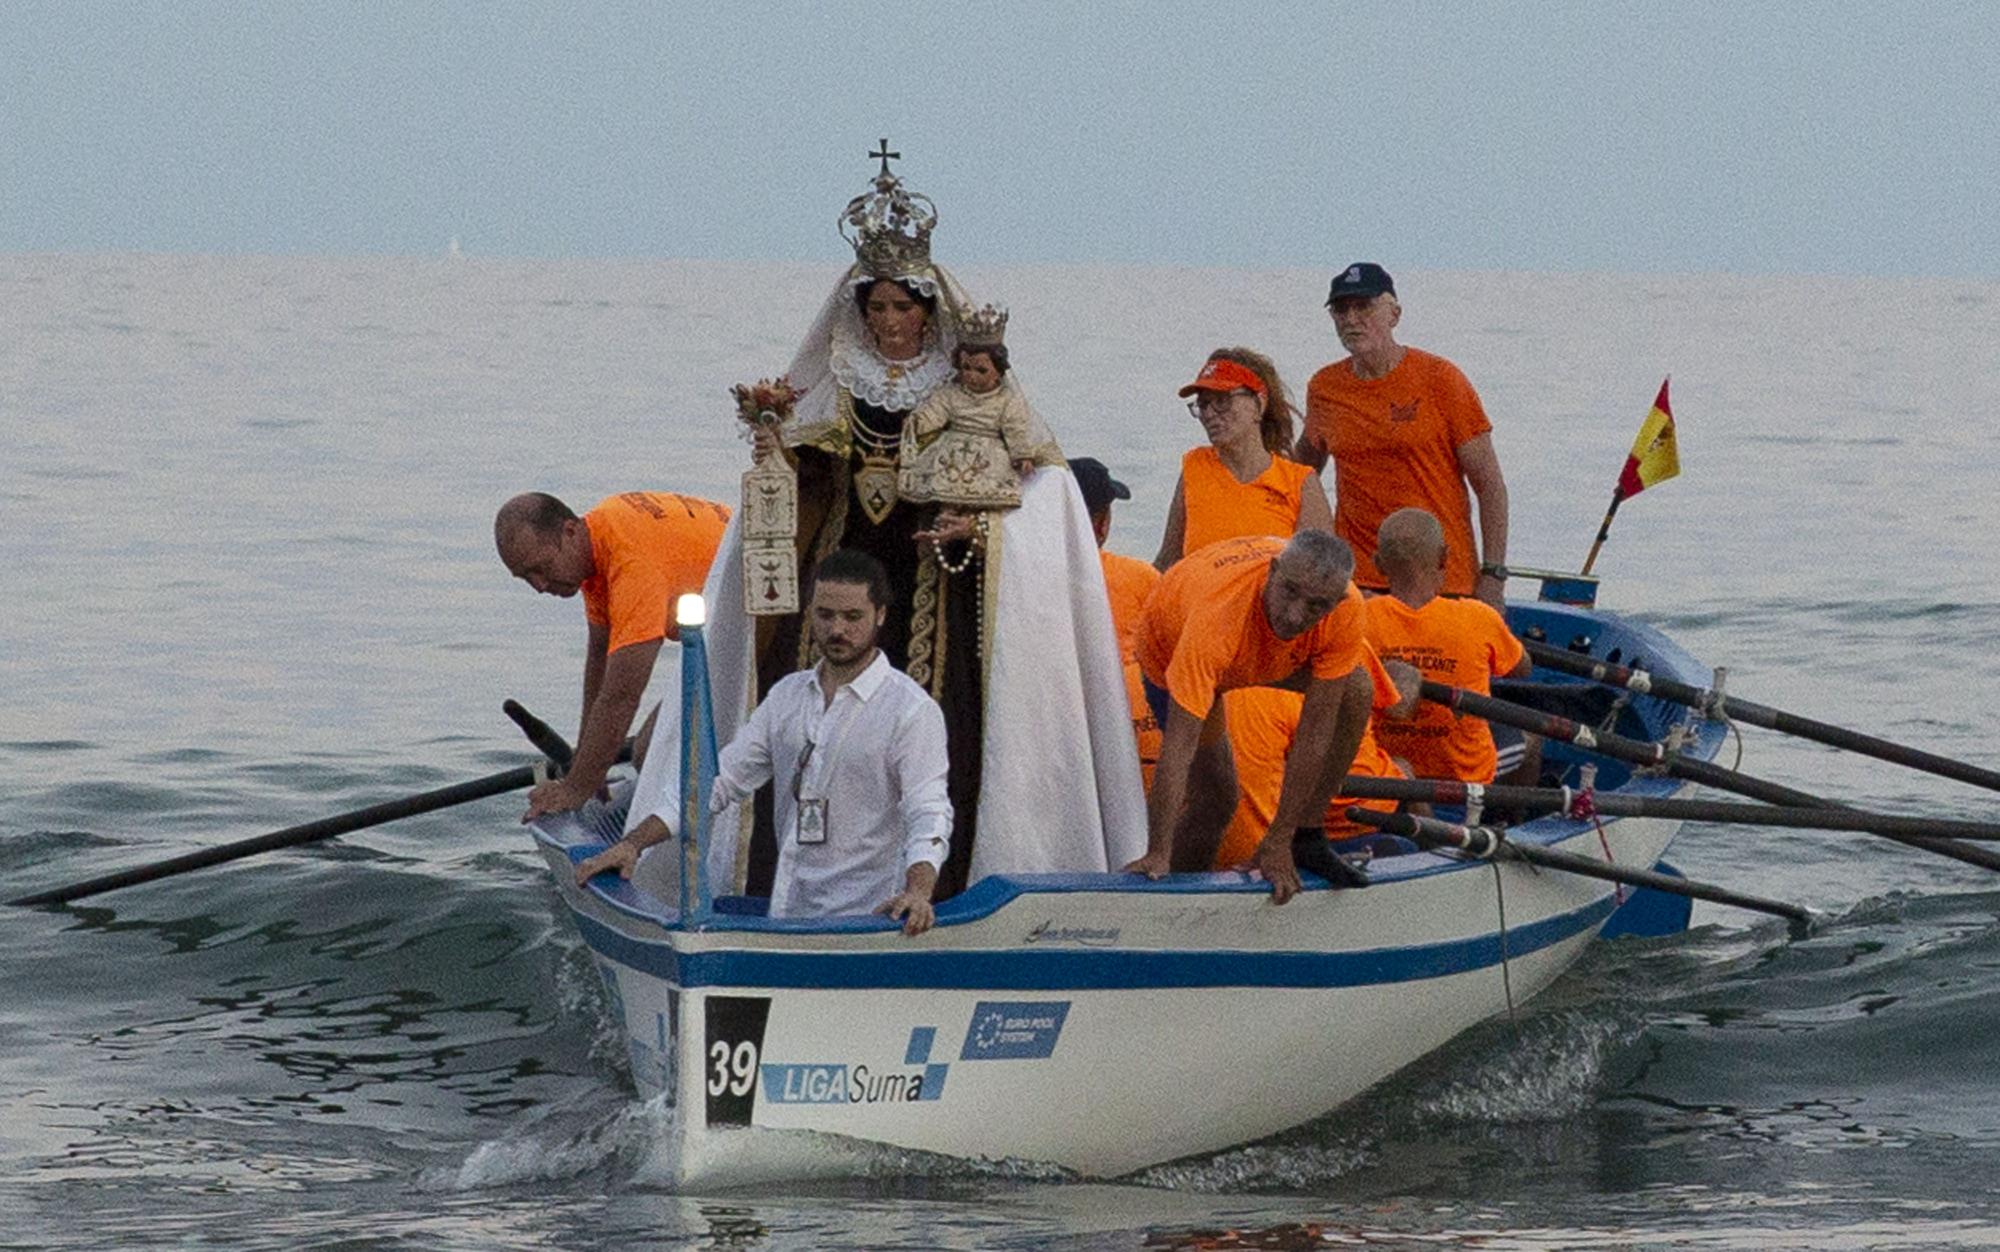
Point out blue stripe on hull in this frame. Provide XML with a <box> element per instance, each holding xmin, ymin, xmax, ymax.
<box><xmin>570</xmin><ymin>892</ymin><xmax>1618</xmax><ymax>991</ymax></box>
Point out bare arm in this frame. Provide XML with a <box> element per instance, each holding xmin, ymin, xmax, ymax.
<box><xmin>1127</xmin><ymin>701</ymin><xmax>1203</xmax><ymax>877</ymax></box>
<box><xmin>524</xmin><ymin>637</ymin><xmax>662</xmax><ymax>821</ymax></box>
<box><xmin>574</xmin><ymin>812</ymin><xmax>672</xmax><ymax>885</ymax></box>
<box><xmin>1458</xmin><ymin>432</ymin><xmax>1509</xmax><ymax>608</ymax></box>
<box><xmin>629</xmin><ymin>703</ymin><xmax>659</xmax><ymax>774</ymax></box>
<box><xmin>580</xmin><ymin>622</ymin><xmax>609</xmax><ymax>736</ymax></box>
<box><xmin>1297</xmin><ymin>471</ymin><xmax>1334</xmax><ymax>536</ymax></box>
<box><xmin>877</xmin><ymin>862</ymin><xmax>941</xmax><ymax>936</ymax></box>
<box><xmin>1381</xmin><ymin>659</ymin><xmax>1422</xmax><ymax>720</ymax></box>
<box><xmin>1256</xmin><ymin>667</ymin><xmax>1372</xmax><ymax>904</ymax></box>
<box><xmin>1292</xmin><ymin>431</ymin><xmax>1328</xmax><ymax>472</ymax></box>
<box><xmin>1153</xmin><ymin>476</ymin><xmax>1188</xmax><ymax>571</ymax></box>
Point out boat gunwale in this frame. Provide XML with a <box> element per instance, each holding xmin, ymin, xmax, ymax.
<box><xmin>534</xmin><ymin>600</ymin><xmax>1720</xmax><ymax>940</ymax></box>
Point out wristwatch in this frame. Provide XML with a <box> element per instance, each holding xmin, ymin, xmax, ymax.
<box><xmin>1478</xmin><ymin>562</ymin><xmax>1510</xmax><ymax>580</ymax></box>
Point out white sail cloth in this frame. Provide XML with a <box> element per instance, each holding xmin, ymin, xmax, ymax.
<box><xmin>624</xmin><ymin>465</ymin><xmax>1148</xmax><ymax>897</ymax></box>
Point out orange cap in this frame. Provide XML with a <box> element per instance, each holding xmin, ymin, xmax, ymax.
<box><xmin>1176</xmin><ymin>357</ymin><xmax>1267</xmax><ymax>398</ymax></box>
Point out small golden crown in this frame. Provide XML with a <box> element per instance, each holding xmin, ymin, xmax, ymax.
<box><xmin>958</xmin><ymin>304</ymin><xmax>1009</xmax><ymax>349</ymax></box>
<box><xmin>730</xmin><ymin>376</ymin><xmax>798</xmax><ymax>425</ymax></box>
<box><xmin>838</xmin><ymin>139</ymin><xmax>937</xmax><ymax>278</ymax></box>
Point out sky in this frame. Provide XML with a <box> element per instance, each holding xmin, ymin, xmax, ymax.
<box><xmin>2</xmin><ymin>1</ymin><xmax>1995</xmax><ymax>277</ymax></box>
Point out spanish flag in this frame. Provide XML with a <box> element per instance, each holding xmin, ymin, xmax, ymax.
<box><xmin>1582</xmin><ymin>378</ymin><xmax>1682</xmax><ymax>574</ymax></box>
<box><xmin>1615</xmin><ymin>378</ymin><xmax>1680</xmax><ymax>501</ymax></box>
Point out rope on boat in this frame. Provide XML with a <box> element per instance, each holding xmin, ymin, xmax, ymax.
<box><xmin>1703</xmin><ymin>666</ymin><xmax>1747</xmax><ymax>770</ymax></box>
<box><xmin>1564</xmin><ymin>766</ymin><xmax>1625</xmax><ymax>906</ymax></box>
<box><xmin>1703</xmin><ymin>665</ymin><xmax>1730</xmax><ymax>722</ymax></box>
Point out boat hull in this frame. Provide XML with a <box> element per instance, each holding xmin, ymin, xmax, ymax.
<box><xmin>532</xmin><ymin>600</ymin><xmax>1720</xmax><ymax>1185</ymax></box>
<box><xmin>538</xmin><ymin>810</ymin><xmax>1680</xmax><ymax>1184</ymax></box>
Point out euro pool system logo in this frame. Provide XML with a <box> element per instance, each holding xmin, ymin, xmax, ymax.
<box><xmin>761</xmin><ymin>1026</ymin><xmax>952</xmax><ymax>1105</ymax></box>
<box><xmin>960</xmin><ymin>1000</ymin><xmax>1069</xmax><ymax>1060</ymax></box>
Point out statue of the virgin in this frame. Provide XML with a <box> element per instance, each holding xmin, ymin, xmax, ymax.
<box><xmin>629</xmin><ymin>145</ymin><xmax>1146</xmax><ymax>903</ymax></box>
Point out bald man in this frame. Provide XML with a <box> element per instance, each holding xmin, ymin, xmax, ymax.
<box><xmin>495</xmin><ymin>490</ymin><xmax>729</xmax><ymax>820</ymax></box>
<box><xmin>1364</xmin><ymin>507</ymin><xmax>1531</xmax><ymax>785</ymax></box>
<box><xmin>1129</xmin><ymin>531</ymin><xmax>1375</xmax><ymax>903</ymax></box>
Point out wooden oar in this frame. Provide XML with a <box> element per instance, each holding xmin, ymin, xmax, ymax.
<box><xmin>1419</xmin><ymin>680</ymin><xmax>2000</xmax><ymax>873</ymax></box>
<box><xmin>1522</xmin><ymin>639</ymin><xmax>2000</xmax><ymax>795</ymax></box>
<box><xmin>1337</xmin><ymin>776</ymin><xmax>2000</xmax><ymax>842</ymax></box>
<box><xmin>11</xmin><ymin>703</ymin><xmax>625</xmax><ymax>909</ymax></box>
<box><xmin>9</xmin><ymin>764</ymin><xmax>543</xmax><ymax>908</ymax></box>
<box><xmin>1344</xmin><ymin>807</ymin><xmax>1814</xmax><ymax>924</ymax></box>
<box><xmin>503</xmin><ymin>699</ymin><xmax>576</xmax><ymax>770</ymax></box>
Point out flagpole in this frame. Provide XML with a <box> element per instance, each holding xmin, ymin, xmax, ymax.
<box><xmin>1580</xmin><ymin>487</ymin><xmax>1624</xmax><ymax>576</ymax></box>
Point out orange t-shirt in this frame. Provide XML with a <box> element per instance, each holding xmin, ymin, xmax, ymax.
<box><xmin>1100</xmin><ymin>549</ymin><xmax>1161</xmax><ymax>665</ymax></box>
<box><xmin>1179</xmin><ymin>446</ymin><xmax>1314</xmax><ymax>556</ymax></box>
<box><xmin>1364</xmin><ymin>593</ymin><xmax>1525</xmax><ymax>782</ymax></box>
<box><xmin>1301</xmin><ymin>347</ymin><xmax>1492</xmax><ymax>595</ymax></box>
<box><xmin>580</xmin><ymin>492</ymin><xmax>732</xmax><ymax>653</ymax></box>
<box><xmin>1214</xmin><ymin>646</ymin><xmax>1406</xmax><ymax>868</ymax></box>
<box><xmin>1101</xmin><ymin>549</ymin><xmax>1163</xmax><ymax>788</ymax></box>
<box><xmin>1137</xmin><ymin>536</ymin><xmax>1367</xmax><ymax>721</ymax></box>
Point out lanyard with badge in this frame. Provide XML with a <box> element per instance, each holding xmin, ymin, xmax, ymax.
<box><xmin>791</xmin><ymin>691</ymin><xmax>860</xmax><ymax>846</ymax></box>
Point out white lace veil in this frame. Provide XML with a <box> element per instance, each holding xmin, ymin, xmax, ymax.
<box><xmin>782</xmin><ymin>263</ymin><xmax>977</xmax><ymax>444</ymax></box>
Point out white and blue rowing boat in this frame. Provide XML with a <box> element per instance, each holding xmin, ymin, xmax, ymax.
<box><xmin>529</xmin><ymin>580</ymin><xmax>1721</xmax><ymax>1186</ymax></box>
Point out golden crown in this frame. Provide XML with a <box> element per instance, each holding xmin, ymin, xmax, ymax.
<box><xmin>958</xmin><ymin>304</ymin><xmax>1009</xmax><ymax>348</ymax></box>
<box><xmin>838</xmin><ymin>139</ymin><xmax>937</xmax><ymax>278</ymax></box>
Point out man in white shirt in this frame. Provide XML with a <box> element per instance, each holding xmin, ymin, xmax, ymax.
<box><xmin>575</xmin><ymin>549</ymin><xmax>950</xmax><ymax>935</ymax></box>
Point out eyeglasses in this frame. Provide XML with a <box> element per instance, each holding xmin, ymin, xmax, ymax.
<box><xmin>1187</xmin><ymin>389</ymin><xmax>1254</xmax><ymax>418</ymax></box>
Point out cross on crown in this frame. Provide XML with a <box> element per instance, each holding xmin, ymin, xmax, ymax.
<box><xmin>839</xmin><ymin>138</ymin><xmax>936</xmax><ymax>278</ymax></box>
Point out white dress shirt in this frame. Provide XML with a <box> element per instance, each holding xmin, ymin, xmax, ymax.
<box><xmin>711</xmin><ymin>650</ymin><xmax>951</xmax><ymax>920</ymax></box>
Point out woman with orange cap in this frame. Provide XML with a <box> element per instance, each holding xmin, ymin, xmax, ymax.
<box><xmin>1152</xmin><ymin>347</ymin><xmax>1333</xmax><ymax>570</ymax></box>
<box><xmin>1153</xmin><ymin>350</ymin><xmax>1404</xmax><ymax>877</ymax></box>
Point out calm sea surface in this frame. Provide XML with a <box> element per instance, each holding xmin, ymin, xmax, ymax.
<box><xmin>3</xmin><ymin>254</ymin><xmax>2000</xmax><ymax>1249</ymax></box>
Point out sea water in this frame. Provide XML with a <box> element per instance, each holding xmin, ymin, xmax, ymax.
<box><xmin>3</xmin><ymin>254</ymin><xmax>1999</xmax><ymax>1249</ymax></box>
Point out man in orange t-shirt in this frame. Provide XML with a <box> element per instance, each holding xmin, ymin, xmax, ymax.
<box><xmin>1073</xmin><ymin>457</ymin><xmax>1163</xmax><ymax>790</ymax></box>
<box><xmin>1364</xmin><ymin>508</ymin><xmax>1530</xmax><ymax>783</ymax></box>
<box><xmin>1216</xmin><ymin>645</ymin><xmax>1412</xmax><ymax>870</ymax></box>
<box><xmin>1131</xmin><ymin>532</ymin><xmax>1374</xmax><ymax>903</ymax></box>
<box><xmin>496</xmin><ymin>490</ymin><xmax>731</xmax><ymax>820</ymax></box>
<box><xmin>1293</xmin><ymin>263</ymin><xmax>1511</xmax><ymax>608</ymax></box>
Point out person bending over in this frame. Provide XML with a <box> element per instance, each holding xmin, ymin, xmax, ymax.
<box><xmin>1216</xmin><ymin>646</ymin><xmax>1419</xmax><ymax>878</ymax></box>
<box><xmin>1127</xmin><ymin>531</ymin><xmax>1374</xmax><ymax>904</ymax></box>
<box><xmin>496</xmin><ymin>490</ymin><xmax>729</xmax><ymax>821</ymax></box>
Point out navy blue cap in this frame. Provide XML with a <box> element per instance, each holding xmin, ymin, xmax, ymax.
<box><xmin>1325</xmin><ymin>262</ymin><xmax>1395</xmax><ymax>306</ymax></box>
<box><xmin>1069</xmin><ymin>457</ymin><xmax>1130</xmax><ymax>515</ymax></box>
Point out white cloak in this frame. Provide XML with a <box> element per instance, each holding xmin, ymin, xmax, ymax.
<box><xmin>625</xmin><ymin>464</ymin><xmax>1148</xmax><ymax>899</ymax></box>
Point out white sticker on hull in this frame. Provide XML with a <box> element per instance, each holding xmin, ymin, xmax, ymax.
<box><xmin>762</xmin><ymin>1026</ymin><xmax>950</xmax><ymax>1104</ymax></box>
<box><xmin>714</xmin><ymin>997</ymin><xmax>1075</xmax><ymax>1125</ymax></box>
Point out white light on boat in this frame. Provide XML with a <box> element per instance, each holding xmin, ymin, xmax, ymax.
<box><xmin>676</xmin><ymin>593</ymin><xmax>707</xmax><ymax>628</ymax></box>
